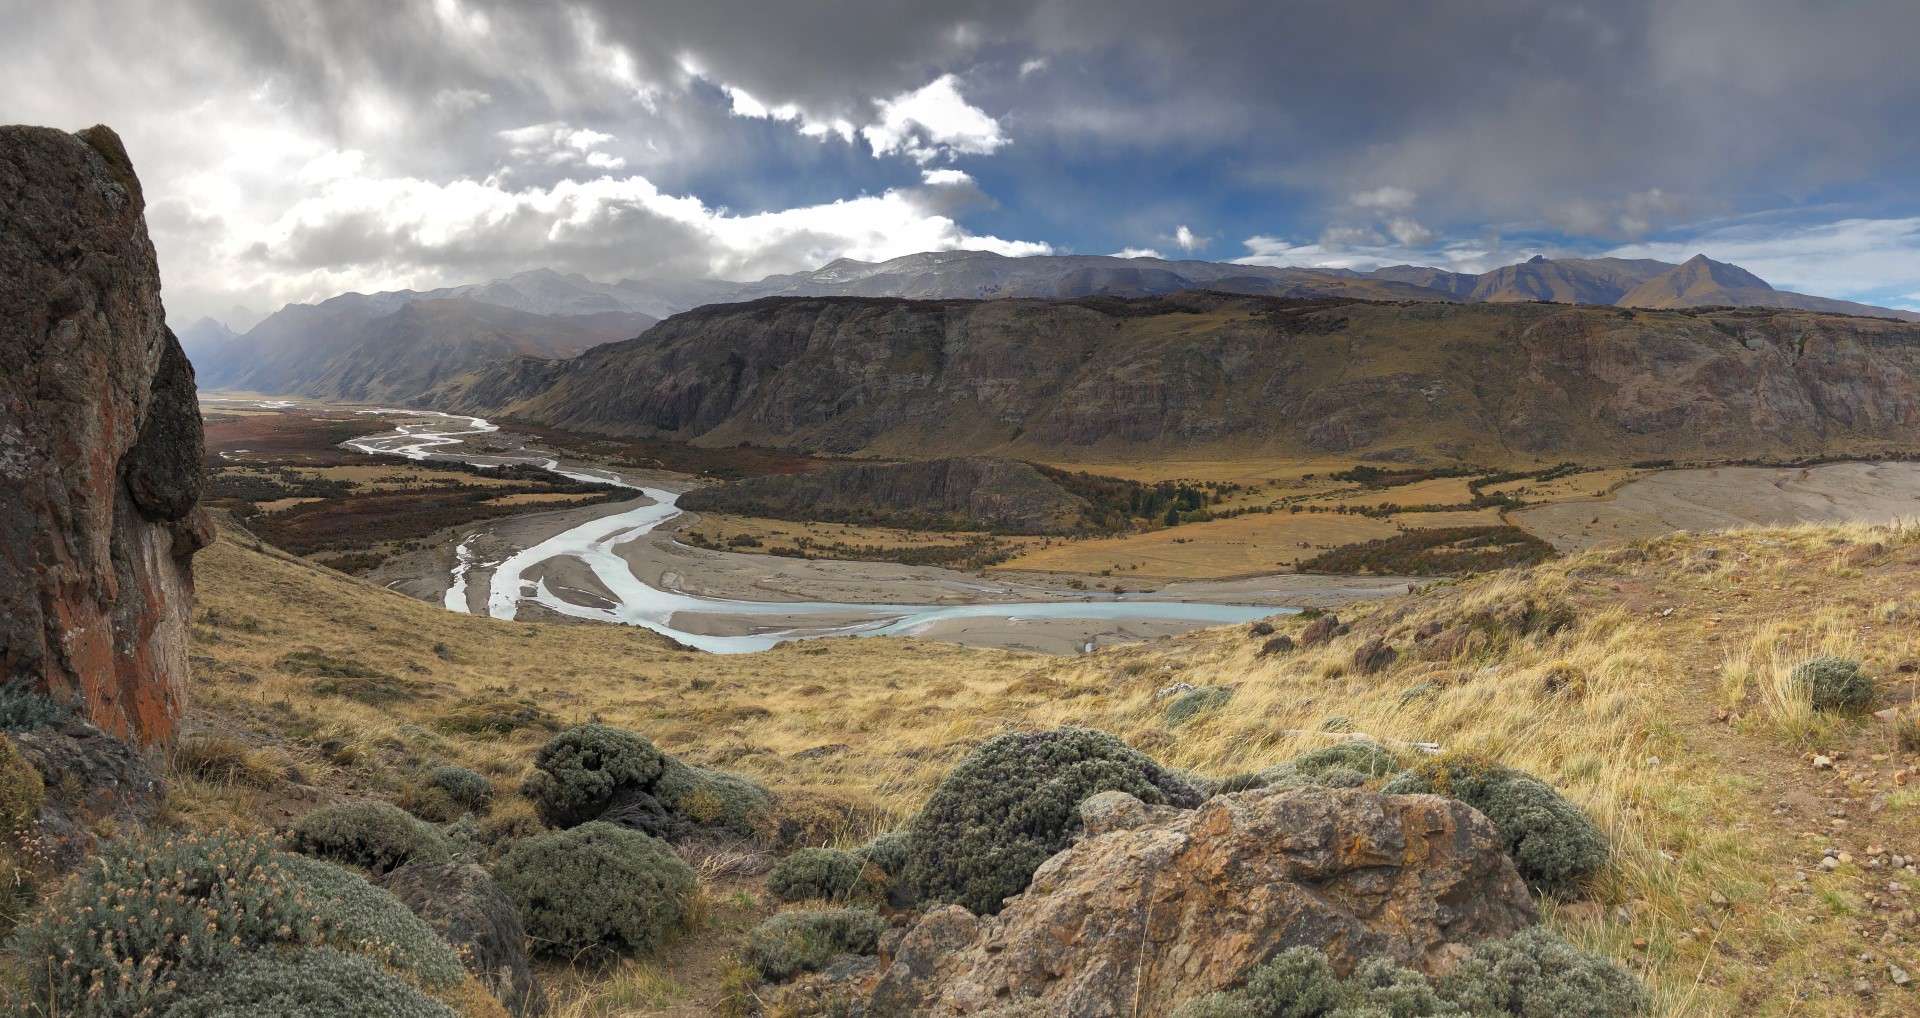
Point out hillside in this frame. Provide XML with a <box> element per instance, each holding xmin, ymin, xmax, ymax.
<box><xmin>194</xmin><ymin>296</ymin><xmax>654</xmax><ymax>401</ymax></box>
<box><xmin>677</xmin><ymin>456</ymin><xmax>1097</xmax><ymax>533</ymax></box>
<box><xmin>177</xmin><ymin>514</ymin><xmax>1920</xmax><ymax>1016</ymax></box>
<box><xmin>433</xmin><ymin>292</ymin><xmax>1920</xmax><ymax>466</ymax></box>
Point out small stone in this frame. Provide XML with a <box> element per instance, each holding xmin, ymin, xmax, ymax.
<box><xmin>1795</xmin><ymin>870</ymin><xmax>1808</xmax><ymax>882</ymax></box>
<box><xmin>1822</xmin><ymin>857</ymin><xmax>1843</xmax><ymax>871</ymax></box>
<box><xmin>1632</xmin><ymin>937</ymin><xmax>1648</xmax><ymax>950</ymax></box>
<box><xmin>1855</xmin><ymin>977</ymin><xmax>1875</xmax><ymax>996</ymax></box>
<box><xmin>1892</xmin><ymin>964</ymin><xmax>1912</xmax><ymax>987</ymax></box>
<box><xmin>1646</xmin><ymin>756</ymin><xmax>1661</xmax><ymax>767</ymax></box>
<box><xmin>1709</xmin><ymin>890</ymin><xmax>1730</xmax><ymax>907</ymax></box>
<box><xmin>1841</xmin><ymin>853</ymin><xmax>1856</xmax><ymax>865</ymax></box>
<box><xmin>1814</xmin><ymin>755</ymin><xmax>1835</xmax><ymax>770</ymax></box>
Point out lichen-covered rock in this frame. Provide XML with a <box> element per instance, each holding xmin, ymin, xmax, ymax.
<box><xmin>380</xmin><ymin>861</ymin><xmax>547</xmax><ymax>1017</ymax></box>
<box><xmin>1</xmin><ymin>124</ymin><xmax>208</xmax><ymax>747</ymax></box>
<box><xmin>1352</xmin><ymin>637</ymin><xmax>1398</xmax><ymax>675</ymax></box>
<box><xmin>868</xmin><ymin>787</ymin><xmax>1537</xmax><ymax>1016</ymax></box>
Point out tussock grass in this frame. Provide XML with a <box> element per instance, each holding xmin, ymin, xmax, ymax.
<box><xmin>177</xmin><ymin>517</ymin><xmax>1920</xmax><ymax>1016</ymax></box>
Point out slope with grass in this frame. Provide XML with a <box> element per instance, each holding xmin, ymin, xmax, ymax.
<box><xmin>173</xmin><ymin>516</ymin><xmax>1920</xmax><ymax>1016</ymax></box>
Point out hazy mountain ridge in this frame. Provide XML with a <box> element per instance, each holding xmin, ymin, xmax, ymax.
<box><xmin>431</xmin><ymin>292</ymin><xmax>1920</xmax><ymax>467</ymax></box>
<box><xmin>189</xmin><ymin>252</ymin><xmax>1916</xmax><ymax>400</ymax></box>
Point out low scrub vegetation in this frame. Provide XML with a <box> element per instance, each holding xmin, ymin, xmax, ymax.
<box><xmin>1298</xmin><ymin>526</ymin><xmax>1557</xmax><ymax>575</ymax></box>
<box><xmin>492</xmin><ymin>821</ymin><xmax>695</xmax><ymax>960</ymax></box>
<box><xmin>737</xmin><ymin>907</ymin><xmax>890</xmax><ymax>981</ymax></box>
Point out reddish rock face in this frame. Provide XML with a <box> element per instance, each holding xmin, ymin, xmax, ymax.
<box><xmin>0</xmin><ymin>124</ymin><xmax>208</xmax><ymax>747</ymax></box>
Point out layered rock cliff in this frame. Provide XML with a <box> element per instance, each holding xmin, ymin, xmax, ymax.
<box><xmin>435</xmin><ymin>293</ymin><xmax>1920</xmax><ymax>466</ymax></box>
<box><xmin>676</xmin><ymin>456</ymin><xmax>1096</xmax><ymax>532</ymax></box>
<box><xmin>1</xmin><ymin>124</ymin><xmax>208</xmax><ymax>746</ymax></box>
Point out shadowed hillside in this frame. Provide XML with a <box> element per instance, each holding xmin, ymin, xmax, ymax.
<box><xmin>433</xmin><ymin>293</ymin><xmax>1920</xmax><ymax>467</ymax></box>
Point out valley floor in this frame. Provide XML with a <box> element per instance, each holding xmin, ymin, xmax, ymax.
<box><xmin>183</xmin><ymin>516</ymin><xmax>1920</xmax><ymax>1016</ymax></box>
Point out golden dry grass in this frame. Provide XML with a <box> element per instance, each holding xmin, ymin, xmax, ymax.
<box><xmin>180</xmin><ymin>518</ymin><xmax>1920</xmax><ymax>1016</ymax></box>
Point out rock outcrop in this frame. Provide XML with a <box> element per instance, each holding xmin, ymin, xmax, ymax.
<box><xmin>856</xmin><ymin>786</ymin><xmax>1538</xmax><ymax>1016</ymax></box>
<box><xmin>0</xmin><ymin>124</ymin><xmax>208</xmax><ymax>746</ymax></box>
<box><xmin>13</xmin><ymin>719</ymin><xmax>166</xmax><ymax>865</ymax></box>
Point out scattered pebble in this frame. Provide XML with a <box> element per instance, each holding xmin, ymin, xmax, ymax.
<box><xmin>1893</xmin><ymin>964</ymin><xmax>1913</xmax><ymax>988</ymax></box>
<box><xmin>1814</xmin><ymin>755</ymin><xmax>1835</xmax><ymax>770</ymax></box>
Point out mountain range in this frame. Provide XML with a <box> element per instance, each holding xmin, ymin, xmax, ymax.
<box><xmin>183</xmin><ymin>252</ymin><xmax>1919</xmax><ymax>403</ymax></box>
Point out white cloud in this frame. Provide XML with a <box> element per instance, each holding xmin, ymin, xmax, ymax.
<box><xmin>1114</xmin><ymin>247</ymin><xmax>1162</xmax><ymax>258</ymax></box>
<box><xmin>920</xmin><ymin>168</ymin><xmax>974</xmax><ymax>186</ymax></box>
<box><xmin>199</xmin><ymin>162</ymin><xmax>1049</xmax><ymax>313</ymax></box>
<box><xmin>1172</xmin><ymin>225</ymin><xmax>1206</xmax><ymax>252</ymax></box>
<box><xmin>1385</xmin><ymin>216</ymin><xmax>1434</xmax><ymax>246</ymax></box>
<box><xmin>498</xmin><ymin>123</ymin><xmax>624</xmax><ymax>167</ymax></box>
<box><xmin>1234</xmin><ymin>234</ymin><xmax>1523</xmax><ymax>275</ymax></box>
<box><xmin>1608</xmin><ymin>215</ymin><xmax>1920</xmax><ymax>305</ymax></box>
<box><xmin>1019</xmin><ymin>58</ymin><xmax>1048</xmax><ymax>77</ymax></box>
<box><xmin>715</xmin><ymin>82</ymin><xmax>856</xmax><ymax>143</ymax></box>
<box><xmin>1349</xmin><ymin>186</ymin><xmax>1417</xmax><ymax>211</ymax></box>
<box><xmin>862</xmin><ymin>74</ymin><xmax>1008</xmax><ymax>163</ymax></box>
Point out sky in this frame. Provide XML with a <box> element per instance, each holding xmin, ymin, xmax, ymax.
<box><xmin>5</xmin><ymin>0</ymin><xmax>1919</xmax><ymax>325</ymax></box>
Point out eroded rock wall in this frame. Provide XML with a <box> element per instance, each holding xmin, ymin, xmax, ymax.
<box><xmin>1</xmin><ymin>124</ymin><xmax>208</xmax><ymax>746</ymax></box>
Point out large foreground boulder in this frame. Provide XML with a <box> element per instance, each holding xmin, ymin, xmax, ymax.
<box><xmin>865</xmin><ymin>786</ymin><xmax>1538</xmax><ymax>1016</ymax></box>
<box><xmin>0</xmin><ymin>124</ymin><xmax>209</xmax><ymax>746</ymax></box>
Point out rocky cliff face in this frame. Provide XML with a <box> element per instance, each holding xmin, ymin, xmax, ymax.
<box><xmin>1</xmin><ymin>124</ymin><xmax>208</xmax><ymax>746</ymax></box>
<box><xmin>436</xmin><ymin>293</ymin><xmax>1920</xmax><ymax>466</ymax></box>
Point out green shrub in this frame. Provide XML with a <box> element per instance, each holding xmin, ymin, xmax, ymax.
<box><xmin>1791</xmin><ymin>656</ymin><xmax>1876</xmax><ymax>712</ymax></box>
<box><xmin>277</xmin><ymin>854</ymin><xmax>467</xmax><ymax>987</ymax></box>
<box><xmin>1225</xmin><ymin>740</ymin><xmax>1402</xmax><ymax>793</ymax></box>
<box><xmin>11</xmin><ymin>832</ymin><xmax>462</xmax><ymax>1017</ymax></box>
<box><xmin>852</xmin><ymin>831</ymin><xmax>910</xmax><ymax>878</ymax></box>
<box><xmin>738</xmin><ymin>908</ymin><xmax>889</xmax><ymax>981</ymax></box>
<box><xmin>290</xmin><ymin>800</ymin><xmax>453</xmax><ymax>874</ymax></box>
<box><xmin>1170</xmin><ymin>928</ymin><xmax>1645</xmax><ymax>1018</ymax></box>
<box><xmin>492</xmin><ymin>821</ymin><xmax>695</xmax><ymax>959</ymax></box>
<box><xmin>426</xmin><ymin>765</ymin><xmax>492</xmax><ymax>811</ymax></box>
<box><xmin>767</xmin><ymin>847</ymin><xmax>867</xmax><ymax>903</ymax></box>
<box><xmin>1165</xmin><ymin>686</ymin><xmax>1234</xmax><ymax>725</ymax></box>
<box><xmin>653</xmin><ymin>761</ymin><xmax>770</xmax><ymax>838</ymax></box>
<box><xmin>1438</xmin><ymin>926</ymin><xmax>1649</xmax><ymax>1017</ymax></box>
<box><xmin>159</xmin><ymin>947</ymin><xmax>456</xmax><ymax>1018</ymax></box>
<box><xmin>1383</xmin><ymin>753</ymin><xmax>1607</xmax><ymax>895</ymax></box>
<box><xmin>521</xmin><ymin>725</ymin><xmax>669</xmax><ymax>828</ymax></box>
<box><xmin>902</xmin><ymin>727</ymin><xmax>1204</xmax><ymax>915</ymax></box>
<box><xmin>521</xmin><ymin>725</ymin><xmax>768</xmax><ymax>839</ymax></box>
<box><xmin>0</xmin><ymin>683</ymin><xmax>78</xmax><ymax>732</ymax></box>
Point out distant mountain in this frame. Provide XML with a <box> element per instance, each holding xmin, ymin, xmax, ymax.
<box><xmin>1618</xmin><ymin>254</ymin><xmax>1919</xmax><ymax>319</ymax></box>
<box><xmin>193</xmin><ymin>292</ymin><xmax>655</xmax><ymax>402</ymax></box>
<box><xmin>724</xmin><ymin>251</ymin><xmax>1453</xmax><ymax>303</ymax></box>
<box><xmin>188</xmin><ymin>268</ymin><xmax>687</xmax><ymax>399</ymax></box>
<box><xmin>195</xmin><ymin>251</ymin><xmax>1916</xmax><ymax>399</ymax></box>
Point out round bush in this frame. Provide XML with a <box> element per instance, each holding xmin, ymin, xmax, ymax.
<box><xmin>851</xmin><ymin>831</ymin><xmax>910</xmax><ymax>878</ymax></box>
<box><xmin>291</xmin><ymin>800</ymin><xmax>453</xmax><ymax>874</ymax></box>
<box><xmin>1439</xmin><ymin>926</ymin><xmax>1650</xmax><ymax>1018</ymax></box>
<box><xmin>520</xmin><ymin>725</ymin><xmax>669</xmax><ymax>828</ymax></box>
<box><xmin>739</xmin><ymin>908</ymin><xmax>889</xmax><ymax>981</ymax></box>
<box><xmin>653</xmin><ymin>761</ymin><xmax>770</xmax><ymax>839</ymax></box>
<box><xmin>11</xmin><ymin>832</ymin><xmax>462</xmax><ymax>1018</ymax></box>
<box><xmin>426</xmin><ymin>765</ymin><xmax>492</xmax><ymax>812</ymax></box>
<box><xmin>1791</xmin><ymin>655</ymin><xmax>1876</xmax><ymax>712</ymax></box>
<box><xmin>1164</xmin><ymin>686</ymin><xmax>1233</xmax><ymax>726</ymax></box>
<box><xmin>277</xmin><ymin>854</ymin><xmax>467</xmax><ymax>987</ymax></box>
<box><xmin>492</xmin><ymin>821</ymin><xmax>695</xmax><ymax>959</ymax></box>
<box><xmin>902</xmin><ymin>727</ymin><xmax>1204</xmax><ymax>915</ymax></box>
<box><xmin>520</xmin><ymin>726</ymin><xmax>769</xmax><ymax>839</ymax></box>
<box><xmin>1171</xmin><ymin>928</ymin><xmax>1645</xmax><ymax>1018</ymax></box>
<box><xmin>767</xmin><ymin>847</ymin><xmax>866</xmax><ymax>903</ymax></box>
<box><xmin>159</xmin><ymin>947</ymin><xmax>457</xmax><ymax>1018</ymax></box>
<box><xmin>1383</xmin><ymin>753</ymin><xmax>1608</xmax><ymax>895</ymax></box>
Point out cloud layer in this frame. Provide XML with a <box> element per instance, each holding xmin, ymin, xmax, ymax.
<box><xmin>3</xmin><ymin>0</ymin><xmax>1915</xmax><ymax>320</ymax></box>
